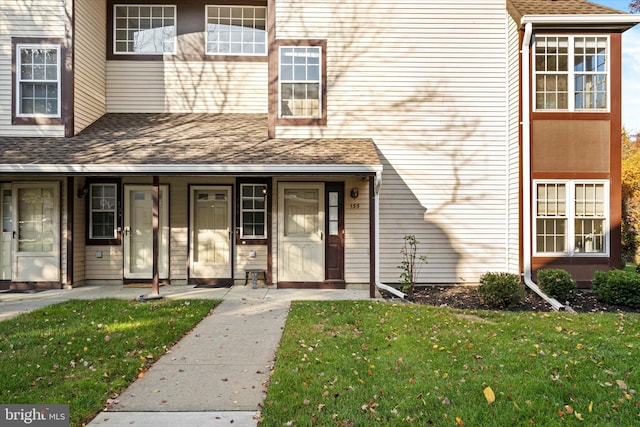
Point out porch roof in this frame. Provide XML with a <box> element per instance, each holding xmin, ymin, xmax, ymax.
<box><xmin>0</xmin><ymin>114</ymin><xmax>382</xmax><ymax>175</ymax></box>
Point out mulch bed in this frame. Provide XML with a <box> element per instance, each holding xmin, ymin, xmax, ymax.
<box><xmin>391</xmin><ymin>286</ymin><xmax>640</xmax><ymax>314</ymax></box>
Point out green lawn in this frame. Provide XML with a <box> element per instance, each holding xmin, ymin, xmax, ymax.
<box><xmin>261</xmin><ymin>301</ymin><xmax>640</xmax><ymax>426</ymax></box>
<box><xmin>0</xmin><ymin>298</ymin><xmax>219</xmax><ymax>427</ymax></box>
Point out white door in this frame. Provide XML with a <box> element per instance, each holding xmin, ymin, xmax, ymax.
<box><xmin>1</xmin><ymin>185</ymin><xmax>13</xmax><ymax>280</ymax></box>
<box><xmin>189</xmin><ymin>186</ymin><xmax>232</xmax><ymax>279</ymax></box>
<box><xmin>278</xmin><ymin>183</ymin><xmax>324</xmax><ymax>282</ymax></box>
<box><xmin>124</xmin><ymin>185</ymin><xmax>169</xmax><ymax>279</ymax></box>
<box><xmin>13</xmin><ymin>183</ymin><xmax>60</xmax><ymax>282</ymax></box>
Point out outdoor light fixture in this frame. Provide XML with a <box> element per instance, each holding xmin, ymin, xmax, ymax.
<box><xmin>261</xmin><ymin>186</ymin><xmax>268</xmax><ymax>196</ymax></box>
<box><xmin>350</xmin><ymin>188</ymin><xmax>359</xmax><ymax>199</ymax></box>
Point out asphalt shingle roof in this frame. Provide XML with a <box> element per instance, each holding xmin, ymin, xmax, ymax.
<box><xmin>0</xmin><ymin>114</ymin><xmax>380</xmax><ymax>170</ymax></box>
<box><xmin>508</xmin><ymin>0</ymin><xmax>625</xmax><ymax>17</ymax></box>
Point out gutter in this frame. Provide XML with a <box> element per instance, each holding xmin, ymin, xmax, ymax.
<box><xmin>373</xmin><ymin>170</ymin><xmax>407</xmax><ymax>299</ymax></box>
<box><xmin>520</xmin><ymin>22</ymin><xmax>565</xmax><ymax>312</ymax></box>
<box><xmin>0</xmin><ymin>163</ymin><xmax>383</xmax><ymax>175</ymax></box>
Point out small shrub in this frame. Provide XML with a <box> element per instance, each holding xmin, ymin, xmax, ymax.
<box><xmin>592</xmin><ymin>270</ymin><xmax>640</xmax><ymax>308</ymax></box>
<box><xmin>478</xmin><ymin>272</ymin><xmax>526</xmax><ymax>308</ymax></box>
<box><xmin>537</xmin><ymin>269</ymin><xmax>576</xmax><ymax>302</ymax></box>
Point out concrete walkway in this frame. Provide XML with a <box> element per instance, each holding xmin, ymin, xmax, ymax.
<box><xmin>0</xmin><ymin>285</ymin><xmax>370</xmax><ymax>426</ymax></box>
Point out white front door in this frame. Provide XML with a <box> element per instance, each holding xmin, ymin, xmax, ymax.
<box><xmin>124</xmin><ymin>185</ymin><xmax>169</xmax><ymax>279</ymax></box>
<box><xmin>278</xmin><ymin>183</ymin><xmax>324</xmax><ymax>282</ymax></box>
<box><xmin>13</xmin><ymin>183</ymin><xmax>60</xmax><ymax>282</ymax></box>
<box><xmin>189</xmin><ymin>186</ymin><xmax>232</xmax><ymax>279</ymax></box>
<box><xmin>1</xmin><ymin>184</ymin><xmax>13</xmax><ymax>280</ymax></box>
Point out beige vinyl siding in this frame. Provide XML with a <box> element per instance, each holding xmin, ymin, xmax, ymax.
<box><xmin>84</xmin><ymin>245</ymin><xmax>123</xmax><ymax>284</ymax></box>
<box><xmin>73</xmin><ymin>179</ymin><xmax>87</xmax><ymax>287</ymax></box>
<box><xmin>506</xmin><ymin>13</ymin><xmax>521</xmax><ymax>274</ymax></box>
<box><xmin>0</xmin><ymin>0</ymin><xmax>68</xmax><ymax>137</ymax></box>
<box><xmin>236</xmin><ymin>246</ymin><xmax>268</xmax><ymax>285</ymax></box>
<box><xmin>74</xmin><ymin>0</ymin><xmax>106</xmax><ymax>134</ymax></box>
<box><xmin>275</xmin><ymin>0</ymin><xmax>508</xmax><ymax>284</ymax></box>
<box><xmin>344</xmin><ymin>177</ymin><xmax>370</xmax><ymax>284</ymax></box>
<box><xmin>106</xmin><ymin>60</ymin><xmax>268</xmax><ymax>113</ymax></box>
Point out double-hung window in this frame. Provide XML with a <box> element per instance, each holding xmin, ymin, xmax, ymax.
<box><xmin>534</xmin><ymin>181</ymin><xmax>608</xmax><ymax>256</ymax></box>
<box><xmin>16</xmin><ymin>44</ymin><xmax>61</xmax><ymax>117</ymax></box>
<box><xmin>279</xmin><ymin>46</ymin><xmax>322</xmax><ymax>118</ymax></box>
<box><xmin>240</xmin><ymin>184</ymin><xmax>266</xmax><ymax>239</ymax></box>
<box><xmin>206</xmin><ymin>6</ymin><xmax>267</xmax><ymax>55</ymax></box>
<box><xmin>113</xmin><ymin>4</ymin><xmax>176</xmax><ymax>54</ymax></box>
<box><xmin>89</xmin><ymin>183</ymin><xmax>118</xmax><ymax>241</ymax></box>
<box><xmin>534</xmin><ymin>35</ymin><xmax>608</xmax><ymax>111</ymax></box>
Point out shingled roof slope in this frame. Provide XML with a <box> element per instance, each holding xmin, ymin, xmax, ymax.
<box><xmin>508</xmin><ymin>0</ymin><xmax>625</xmax><ymax>22</ymax></box>
<box><xmin>0</xmin><ymin>114</ymin><xmax>380</xmax><ymax>170</ymax></box>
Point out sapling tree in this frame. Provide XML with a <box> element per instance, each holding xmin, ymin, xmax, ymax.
<box><xmin>398</xmin><ymin>235</ymin><xmax>427</xmax><ymax>298</ymax></box>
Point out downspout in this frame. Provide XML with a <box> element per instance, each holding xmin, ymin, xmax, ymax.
<box><xmin>374</xmin><ymin>170</ymin><xmax>407</xmax><ymax>299</ymax></box>
<box><xmin>521</xmin><ymin>21</ymin><xmax>565</xmax><ymax>311</ymax></box>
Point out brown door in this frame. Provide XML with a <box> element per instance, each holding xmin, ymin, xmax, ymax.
<box><xmin>325</xmin><ymin>183</ymin><xmax>344</xmax><ymax>283</ymax></box>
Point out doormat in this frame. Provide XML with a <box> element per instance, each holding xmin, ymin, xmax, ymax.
<box><xmin>123</xmin><ymin>283</ymin><xmax>167</xmax><ymax>289</ymax></box>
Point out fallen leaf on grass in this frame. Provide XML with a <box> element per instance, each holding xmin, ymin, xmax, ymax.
<box><xmin>483</xmin><ymin>386</ymin><xmax>495</xmax><ymax>404</ymax></box>
<box><xmin>616</xmin><ymin>380</ymin><xmax>628</xmax><ymax>390</ymax></box>
<box><xmin>456</xmin><ymin>416</ymin><xmax>465</xmax><ymax>426</ymax></box>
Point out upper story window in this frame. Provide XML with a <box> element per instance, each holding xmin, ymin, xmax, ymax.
<box><xmin>279</xmin><ymin>46</ymin><xmax>322</xmax><ymax>118</ymax></box>
<box><xmin>534</xmin><ymin>181</ymin><xmax>608</xmax><ymax>256</ymax></box>
<box><xmin>206</xmin><ymin>6</ymin><xmax>267</xmax><ymax>56</ymax></box>
<box><xmin>534</xmin><ymin>35</ymin><xmax>608</xmax><ymax>111</ymax></box>
<box><xmin>16</xmin><ymin>44</ymin><xmax>60</xmax><ymax>117</ymax></box>
<box><xmin>240</xmin><ymin>184</ymin><xmax>267</xmax><ymax>239</ymax></box>
<box><xmin>113</xmin><ymin>4</ymin><xmax>176</xmax><ymax>54</ymax></box>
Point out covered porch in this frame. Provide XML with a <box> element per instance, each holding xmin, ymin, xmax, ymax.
<box><xmin>0</xmin><ymin>114</ymin><xmax>381</xmax><ymax>295</ymax></box>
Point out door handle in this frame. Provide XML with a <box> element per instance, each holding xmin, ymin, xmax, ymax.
<box><xmin>12</xmin><ymin>231</ymin><xmax>16</xmax><ymax>239</ymax></box>
<box><xmin>320</xmin><ymin>231</ymin><xmax>324</xmax><ymax>240</ymax></box>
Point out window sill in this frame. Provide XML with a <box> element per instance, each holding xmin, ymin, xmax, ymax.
<box><xmin>12</xmin><ymin>116</ymin><xmax>62</xmax><ymax>125</ymax></box>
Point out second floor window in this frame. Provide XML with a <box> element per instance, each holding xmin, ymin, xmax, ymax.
<box><xmin>206</xmin><ymin>6</ymin><xmax>267</xmax><ymax>55</ymax></box>
<box><xmin>113</xmin><ymin>4</ymin><xmax>176</xmax><ymax>54</ymax></box>
<box><xmin>16</xmin><ymin>44</ymin><xmax>60</xmax><ymax>117</ymax></box>
<box><xmin>279</xmin><ymin>46</ymin><xmax>322</xmax><ymax>118</ymax></box>
<box><xmin>534</xmin><ymin>35</ymin><xmax>608</xmax><ymax>111</ymax></box>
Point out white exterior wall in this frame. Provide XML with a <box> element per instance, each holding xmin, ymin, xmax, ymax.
<box><xmin>74</xmin><ymin>0</ymin><xmax>106</xmax><ymax>134</ymax></box>
<box><xmin>106</xmin><ymin>60</ymin><xmax>268</xmax><ymax>113</ymax></box>
<box><xmin>275</xmin><ymin>0</ymin><xmax>510</xmax><ymax>284</ymax></box>
<box><xmin>0</xmin><ymin>0</ymin><xmax>68</xmax><ymax>137</ymax></box>
<box><xmin>506</xmin><ymin>13</ymin><xmax>521</xmax><ymax>274</ymax></box>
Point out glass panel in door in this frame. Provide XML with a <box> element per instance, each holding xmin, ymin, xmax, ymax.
<box><xmin>13</xmin><ymin>183</ymin><xmax>60</xmax><ymax>282</ymax></box>
<box><xmin>278</xmin><ymin>184</ymin><xmax>324</xmax><ymax>282</ymax></box>
<box><xmin>1</xmin><ymin>186</ymin><xmax>12</xmax><ymax>280</ymax></box>
<box><xmin>190</xmin><ymin>187</ymin><xmax>232</xmax><ymax>278</ymax></box>
<box><xmin>124</xmin><ymin>186</ymin><xmax>168</xmax><ymax>279</ymax></box>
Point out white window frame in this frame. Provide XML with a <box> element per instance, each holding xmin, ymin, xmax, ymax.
<box><xmin>113</xmin><ymin>4</ymin><xmax>177</xmax><ymax>55</ymax></box>
<box><xmin>533</xmin><ymin>180</ymin><xmax>609</xmax><ymax>257</ymax></box>
<box><xmin>16</xmin><ymin>44</ymin><xmax>61</xmax><ymax>118</ymax></box>
<box><xmin>279</xmin><ymin>46</ymin><xmax>322</xmax><ymax>119</ymax></box>
<box><xmin>240</xmin><ymin>183</ymin><xmax>267</xmax><ymax>239</ymax></box>
<box><xmin>89</xmin><ymin>183</ymin><xmax>118</xmax><ymax>240</ymax></box>
<box><xmin>205</xmin><ymin>5</ymin><xmax>267</xmax><ymax>56</ymax></box>
<box><xmin>533</xmin><ymin>35</ymin><xmax>609</xmax><ymax>112</ymax></box>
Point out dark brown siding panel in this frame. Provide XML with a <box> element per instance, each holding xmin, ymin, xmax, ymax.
<box><xmin>532</xmin><ymin>120</ymin><xmax>610</xmax><ymax>173</ymax></box>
